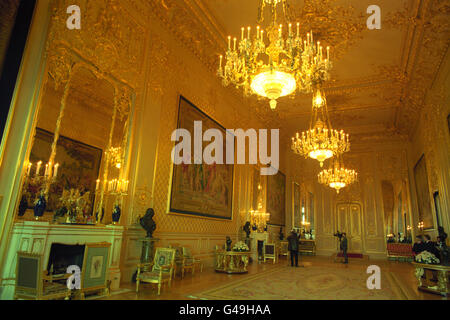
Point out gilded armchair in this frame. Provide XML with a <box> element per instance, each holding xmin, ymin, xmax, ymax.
<box><xmin>136</xmin><ymin>248</ymin><xmax>176</xmax><ymax>295</ymax></box>
<box><xmin>180</xmin><ymin>247</ymin><xmax>203</xmax><ymax>279</ymax></box>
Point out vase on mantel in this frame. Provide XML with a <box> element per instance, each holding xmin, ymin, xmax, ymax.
<box><xmin>33</xmin><ymin>193</ymin><xmax>46</xmax><ymax>221</ymax></box>
<box><xmin>112</xmin><ymin>205</ymin><xmax>121</xmax><ymax>225</ymax></box>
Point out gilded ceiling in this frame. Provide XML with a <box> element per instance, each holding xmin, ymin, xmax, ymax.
<box><xmin>147</xmin><ymin>0</ymin><xmax>450</xmax><ymax>144</ymax></box>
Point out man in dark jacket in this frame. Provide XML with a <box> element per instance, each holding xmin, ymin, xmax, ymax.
<box><xmin>340</xmin><ymin>233</ymin><xmax>348</xmax><ymax>264</ymax></box>
<box><xmin>287</xmin><ymin>230</ymin><xmax>299</xmax><ymax>267</ymax></box>
<box><xmin>413</xmin><ymin>235</ymin><xmax>425</xmax><ymax>255</ymax></box>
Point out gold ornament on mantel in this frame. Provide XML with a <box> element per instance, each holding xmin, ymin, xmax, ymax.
<box><xmin>318</xmin><ymin>154</ymin><xmax>358</xmax><ymax>194</ymax></box>
<box><xmin>291</xmin><ymin>86</ymin><xmax>350</xmax><ymax>167</ymax></box>
<box><xmin>217</xmin><ymin>0</ymin><xmax>332</xmax><ymax>110</ymax></box>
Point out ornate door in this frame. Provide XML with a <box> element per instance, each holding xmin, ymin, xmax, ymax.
<box><xmin>336</xmin><ymin>203</ymin><xmax>363</xmax><ymax>253</ymax></box>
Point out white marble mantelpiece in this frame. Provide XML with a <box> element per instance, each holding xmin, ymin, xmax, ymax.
<box><xmin>0</xmin><ymin>221</ymin><xmax>124</xmax><ymax>300</ymax></box>
<box><xmin>249</xmin><ymin>232</ymin><xmax>269</xmax><ymax>261</ymax></box>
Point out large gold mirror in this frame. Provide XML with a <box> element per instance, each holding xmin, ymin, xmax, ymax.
<box><xmin>382</xmin><ymin>179</ymin><xmax>412</xmax><ymax>244</ymax></box>
<box><xmin>17</xmin><ymin>57</ymin><xmax>133</xmax><ymax>225</ymax></box>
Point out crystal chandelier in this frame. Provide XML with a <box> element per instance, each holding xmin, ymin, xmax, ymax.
<box><xmin>318</xmin><ymin>154</ymin><xmax>358</xmax><ymax>194</ymax></box>
<box><xmin>217</xmin><ymin>0</ymin><xmax>332</xmax><ymax>110</ymax></box>
<box><xmin>291</xmin><ymin>86</ymin><xmax>350</xmax><ymax>167</ymax></box>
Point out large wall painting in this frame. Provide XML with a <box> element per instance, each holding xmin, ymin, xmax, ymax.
<box><xmin>413</xmin><ymin>155</ymin><xmax>434</xmax><ymax>230</ymax></box>
<box><xmin>267</xmin><ymin>170</ymin><xmax>286</xmax><ymax>226</ymax></box>
<box><xmin>169</xmin><ymin>96</ymin><xmax>234</xmax><ymax>220</ymax></box>
<box><xmin>26</xmin><ymin>128</ymin><xmax>102</xmax><ymax>213</ymax></box>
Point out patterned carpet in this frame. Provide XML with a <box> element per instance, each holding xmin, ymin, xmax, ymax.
<box><xmin>190</xmin><ymin>264</ymin><xmax>406</xmax><ymax>300</ymax></box>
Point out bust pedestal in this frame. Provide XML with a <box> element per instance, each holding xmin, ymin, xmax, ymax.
<box><xmin>140</xmin><ymin>238</ymin><xmax>159</xmax><ymax>263</ymax></box>
<box><xmin>249</xmin><ymin>232</ymin><xmax>269</xmax><ymax>262</ymax></box>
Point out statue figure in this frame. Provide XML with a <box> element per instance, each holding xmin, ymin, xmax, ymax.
<box><xmin>279</xmin><ymin>227</ymin><xmax>284</xmax><ymax>240</ymax></box>
<box><xmin>243</xmin><ymin>222</ymin><xmax>251</xmax><ymax>239</ymax></box>
<box><xmin>140</xmin><ymin>208</ymin><xmax>156</xmax><ymax>238</ymax></box>
<box><xmin>226</xmin><ymin>236</ymin><xmax>232</xmax><ymax>251</ymax></box>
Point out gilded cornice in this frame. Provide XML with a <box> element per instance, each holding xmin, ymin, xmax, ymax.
<box><xmin>46</xmin><ymin>0</ymin><xmax>147</xmax><ymax>90</ymax></box>
<box><xmin>144</xmin><ymin>0</ymin><xmax>449</xmax><ymax>139</ymax></box>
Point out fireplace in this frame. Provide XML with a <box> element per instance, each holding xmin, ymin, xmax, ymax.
<box><xmin>47</xmin><ymin>243</ymin><xmax>85</xmax><ymax>275</ymax></box>
<box><xmin>249</xmin><ymin>232</ymin><xmax>269</xmax><ymax>262</ymax></box>
<box><xmin>257</xmin><ymin>240</ymin><xmax>264</xmax><ymax>261</ymax></box>
<box><xmin>1</xmin><ymin>221</ymin><xmax>124</xmax><ymax>300</ymax></box>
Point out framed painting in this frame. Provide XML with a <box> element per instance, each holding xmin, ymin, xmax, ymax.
<box><xmin>25</xmin><ymin>128</ymin><xmax>102</xmax><ymax>214</ymax></box>
<box><xmin>169</xmin><ymin>96</ymin><xmax>234</xmax><ymax>220</ymax></box>
<box><xmin>266</xmin><ymin>170</ymin><xmax>286</xmax><ymax>226</ymax></box>
<box><xmin>413</xmin><ymin>155</ymin><xmax>434</xmax><ymax>230</ymax></box>
<box><xmin>293</xmin><ymin>182</ymin><xmax>301</xmax><ymax>228</ymax></box>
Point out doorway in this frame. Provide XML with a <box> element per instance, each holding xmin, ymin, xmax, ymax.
<box><xmin>336</xmin><ymin>202</ymin><xmax>363</xmax><ymax>253</ymax></box>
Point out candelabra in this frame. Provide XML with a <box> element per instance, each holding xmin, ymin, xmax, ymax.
<box><xmin>24</xmin><ymin>160</ymin><xmax>59</xmax><ymax>187</ymax></box>
<box><xmin>418</xmin><ymin>221</ymin><xmax>424</xmax><ymax>234</ymax></box>
<box><xmin>250</xmin><ymin>209</ymin><xmax>270</xmax><ymax>233</ymax></box>
<box><xmin>105</xmin><ymin>146</ymin><xmax>123</xmax><ymax>169</ymax></box>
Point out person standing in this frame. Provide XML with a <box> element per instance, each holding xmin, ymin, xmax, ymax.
<box><xmin>341</xmin><ymin>233</ymin><xmax>348</xmax><ymax>264</ymax></box>
<box><xmin>412</xmin><ymin>235</ymin><xmax>425</xmax><ymax>255</ymax></box>
<box><xmin>287</xmin><ymin>230</ymin><xmax>299</xmax><ymax>267</ymax></box>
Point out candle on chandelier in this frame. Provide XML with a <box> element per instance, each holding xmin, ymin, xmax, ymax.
<box><xmin>48</xmin><ymin>162</ymin><xmax>53</xmax><ymax>177</ymax></box>
<box><xmin>260</xmin><ymin>30</ymin><xmax>264</xmax><ymax>42</ymax></box>
<box><xmin>36</xmin><ymin>161</ymin><xmax>42</xmax><ymax>176</ymax></box>
<box><xmin>289</xmin><ymin>23</ymin><xmax>292</xmax><ymax>36</ymax></box>
<box><xmin>310</xmin><ymin>31</ymin><xmax>313</xmax><ymax>44</ymax></box>
<box><xmin>247</xmin><ymin>26</ymin><xmax>251</xmax><ymax>40</ymax></box>
<box><xmin>297</xmin><ymin>22</ymin><xmax>300</xmax><ymax>38</ymax></box>
<box><xmin>241</xmin><ymin>27</ymin><xmax>244</xmax><ymax>40</ymax></box>
<box><xmin>44</xmin><ymin>164</ymin><xmax>49</xmax><ymax>177</ymax></box>
<box><xmin>53</xmin><ymin>163</ymin><xmax>59</xmax><ymax>178</ymax></box>
<box><xmin>228</xmin><ymin>36</ymin><xmax>231</xmax><ymax>50</ymax></box>
<box><xmin>27</xmin><ymin>163</ymin><xmax>32</xmax><ymax>176</ymax></box>
<box><xmin>307</xmin><ymin>33</ymin><xmax>310</xmax><ymax>45</ymax></box>
<box><xmin>233</xmin><ymin>38</ymin><xmax>236</xmax><ymax>51</ymax></box>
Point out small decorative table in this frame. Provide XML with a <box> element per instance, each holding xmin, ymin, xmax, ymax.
<box><xmin>299</xmin><ymin>240</ymin><xmax>316</xmax><ymax>255</ymax></box>
<box><xmin>412</xmin><ymin>262</ymin><xmax>450</xmax><ymax>297</ymax></box>
<box><xmin>215</xmin><ymin>251</ymin><xmax>250</xmax><ymax>274</ymax></box>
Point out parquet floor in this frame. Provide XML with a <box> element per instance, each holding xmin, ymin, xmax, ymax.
<box><xmin>102</xmin><ymin>256</ymin><xmax>449</xmax><ymax>300</ymax></box>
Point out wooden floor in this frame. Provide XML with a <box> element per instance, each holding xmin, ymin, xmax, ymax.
<box><xmin>102</xmin><ymin>256</ymin><xmax>449</xmax><ymax>300</ymax></box>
